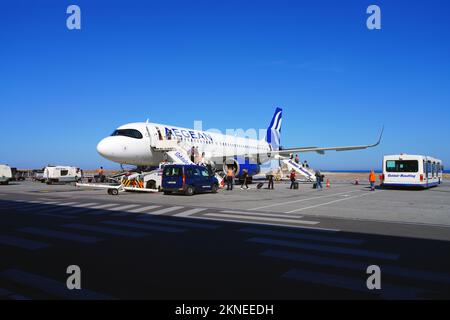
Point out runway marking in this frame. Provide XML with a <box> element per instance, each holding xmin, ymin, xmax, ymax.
<box><xmin>127</xmin><ymin>205</ymin><xmax>161</xmax><ymax>213</ymax></box>
<box><xmin>102</xmin><ymin>221</ymin><xmax>186</xmax><ymax>233</ymax></box>
<box><xmin>184</xmin><ymin>215</ymin><xmax>340</xmax><ymax>232</ymax></box>
<box><xmin>107</xmin><ymin>204</ymin><xmax>141</xmax><ymax>211</ymax></box>
<box><xmin>19</xmin><ymin>227</ymin><xmax>103</xmax><ymax>243</ymax></box>
<box><xmin>204</xmin><ymin>213</ymin><xmax>320</xmax><ymax>225</ymax></box>
<box><xmin>136</xmin><ymin>217</ymin><xmax>220</xmax><ymax>229</ymax></box>
<box><xmin>240</xmin><ymin>228</ymin><xmax>364</xmax><ymax>245</ymax></box>
<box><xmin>0</xmin><ymin>235</ymin><xmax>51</xmax><ymax>250</ymax></box>
<box><xmin>262</xmin><ymin>249</ymin><xmax>450</xmax><ymax>285</ymax></box>
<box><xmin>248</xmin><ymin>237</ymin><xmax>399</xmax><ymax>260</ymax></box>
<box><xmin>249</xmin><ymin>190</ymin><xmax>362</xmax><ymax>210</ymax></box>
<box><xmin>62</xmin><ymin>223</ymin><xmax>150</xmax><ymax>238</ymax></box>
<box><xmin>146</xmin><ymin>206</ymin><xmax>184</xmax><ymax>215</ymax></box>
<box><xmin>282</xmin><ymin>268</ymin><xmax>420</xmax><ymax>299</ymax></box>
<box><xmin>285</xmin><ymin>190</ymin><xmax>383</xmax><ymax>213</ymax></box>
<box><xmin>88</xmin><ymin>203</ymin><xmax>120</xmax><ymax>209</ymax></box>
<box><xmin>220</xmin><ymin>210</ymin><xmax>304</xmax><ymax>219</ymax></box>
<box><xmin>55</xmin><ymin>202</ymin><xmax>80</xmax><ymax>206</ymax></box>
<box><xmin>0</xmin><ymin>269</ymin><xmax>112</xmax><ymax>299</ymax></box>
<box><xmin>173</xmin><ymin>208</ymin><xmax>207</xmax><ymax>217</ymax></box>
<box><xmin>70</xmin><ymin>202</ymin><xmax>99</xmax><ymax>208</ymax></box>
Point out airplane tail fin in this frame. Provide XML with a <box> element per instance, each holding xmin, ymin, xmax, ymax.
<box><xmin>265</xmin><ymin>107</ymin><xmax>282</xmax><ymax>151</ymax></box>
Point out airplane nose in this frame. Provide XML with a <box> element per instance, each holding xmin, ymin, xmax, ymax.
<box><xmin>96</xmin><ymin>137</ymin><xmax>116</xmax><ymax>159</ymax></box>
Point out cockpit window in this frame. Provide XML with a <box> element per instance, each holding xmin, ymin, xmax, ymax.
<box><xmin>111</xmin><ymin>129</ymin><xmax>143</xmax><ymax>139</ymax></box>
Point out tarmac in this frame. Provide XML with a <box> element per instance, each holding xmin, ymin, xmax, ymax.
<box><xmin>0</xmin><ymin>179</ymin><xmax>449</xmax><ymax>299</ymax></box>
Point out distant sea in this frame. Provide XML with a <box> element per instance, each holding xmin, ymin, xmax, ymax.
<box><xmin>325</xmin><ymin>170</ymin><xmax>450</xmax><ymax>173</ymax></box>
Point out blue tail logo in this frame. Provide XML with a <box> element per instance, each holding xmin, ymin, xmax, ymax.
<box><xmin>265</xmin><ymin>107</ymin><xmax>282</xmax><ymax>151</ymax></box>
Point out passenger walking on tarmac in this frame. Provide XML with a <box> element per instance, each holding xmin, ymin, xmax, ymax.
<box><xmin>267</xmin><ymin>170</ymin><xmax>274</xmax><ymax>190</ymax></box>
<box><xmin>240</xmin><ymin>169</ymin><xmax>249</xmax><ymax>190</ymax></box>
<box><xmin>294</xmin><ymin>154</ymin><xmax>300</xmax><ymax>164</ymax></box>
<box><xmin>190</xmin><ymin>146</ymin><xmax>195</xmax><ymax>163</ymax></box>
<box><xmin>226</xmin><ymin>167</ymin><xmax>235</xmax><ymax>190</ymax></box>
<box><xmin>315</xmin><ymin>170</ymin><xmax>323</xmax><ymax>190</ymax></box>
<box><xmin>289</xmin><ymin>169</ymin><xmax>296</xmax><ymax>189</ymax></box>
<box><xmin>369</xmin><ymin>170</ymin><xmax>377</xmax><ymax>191</ymax></box>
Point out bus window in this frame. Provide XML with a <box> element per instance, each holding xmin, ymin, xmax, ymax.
<box><xmin>432</xmin><ymin>162</ymin><xmax>436</xmax><ymax>177</ymax></box>
<box><xmin>385</xmin><ymin>160</ymin><xmax>418</xmax><ymax>173</ymax></box>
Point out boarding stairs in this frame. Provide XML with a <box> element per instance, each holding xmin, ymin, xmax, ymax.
<box><xmin>281</xmin><ymin>159</ymin><xmax>317</xmax><ymax>182</ymax></box>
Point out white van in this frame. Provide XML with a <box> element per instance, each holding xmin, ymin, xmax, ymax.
<box><xmin>0</xmin><ymin>165</ymin><xmax>12</xmax><ymax>185</ymax></box>
<box><xmin>381</xmin><ymin>154</ymin><xmax>443</xmax><ymax>188</ymax></box>
<box><xmin>44</xmin><ymin>166</ymin><xmax>82</xmax><ymax>184</ymax></box>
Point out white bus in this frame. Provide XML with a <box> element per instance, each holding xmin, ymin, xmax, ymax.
<box><xmin>0</xmin><ymin>164</ymin><xmax>12</xmax><ymax>185</ymax></box>
<box><xmin>381</xmin><ymin>154</ymin><xmax>443</xmax><ymax>188</ymax></box>
<box><xmin>43</xmin><ymin>166</ymin><xmax>82</xmax><ymax>184</ymax></box>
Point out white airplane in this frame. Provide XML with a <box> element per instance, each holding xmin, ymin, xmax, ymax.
<box><xmin>96</xmin><ymin>107</ymin><xmax>383</xmax><ymax>177</ymax></box>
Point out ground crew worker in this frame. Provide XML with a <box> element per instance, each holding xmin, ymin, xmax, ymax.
<box><xmin>240</xmin><ymin>169</ymin><xmax>249</xmax><ymax>190</ymax></box>
<box><xmin>98</xmin><ymin>166</ymin><xmax>105</xmax><ymax>183</ymax></box>
<box><xmin>369</xmin><ymin>170</ymin><xmax>377</xmax><ymax>191</ymax></box>
<box><xmin>190</xmin><ymin>146</ymin><xmax>195</xmax><ymax>163</ymax></box>
<box><xmin>289</xmin><ymin>169</ymin><xmax>296</xmax><ymax>189</ymax></box>
<box><xmin>226</xmin><ymin>167</ymin><xmax>235</xmax><ymax>190</ymax></box>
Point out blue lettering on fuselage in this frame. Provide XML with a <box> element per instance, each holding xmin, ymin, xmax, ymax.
<box><xmin>165</xmin><ymin>127</ymin><xmax>213</xmax><ymax>142</ymax></box>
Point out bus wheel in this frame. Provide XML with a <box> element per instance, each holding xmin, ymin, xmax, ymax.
<box><xmin>184</xmin><ymin>185</ymin><xmax>194</xmax><ymax>196</ymax></box>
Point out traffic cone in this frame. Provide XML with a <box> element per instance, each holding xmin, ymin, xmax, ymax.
<box><xmin>326</xmin><ymin>179</ymin><xmax>330</xmax><ymax>188</ymax></box>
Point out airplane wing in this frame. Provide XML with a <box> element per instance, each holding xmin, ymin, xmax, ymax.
<box><xmin>273</xmin><ymin>126</ymin><xmax>384</xmax><ymax>156</ymax></box>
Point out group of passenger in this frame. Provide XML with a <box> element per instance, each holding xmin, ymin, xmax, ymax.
<box><xmin>289</xmin><ymin>154</ymin><xmax>309</xmax><ymax>168</ymax></box>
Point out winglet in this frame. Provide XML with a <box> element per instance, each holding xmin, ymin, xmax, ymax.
<box><xmin>371</xmin><ymin>125</ymin><xmax>384</xmax><ymax>147</ymax></box>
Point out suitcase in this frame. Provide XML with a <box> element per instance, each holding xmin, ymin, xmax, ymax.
<box><xmin>257</xmin><ymin>182</ymin><xmax>264</xmax><ymax>189</ymax></box>
<box><xmin>313</xmin><ymin>183</ymin><xmax>317</xmax><ymax>189</ymax></box>
<box><xmin>293</xmin><ymin>182</ymin><xmax>299</xmax><ymax>189</ymax></box>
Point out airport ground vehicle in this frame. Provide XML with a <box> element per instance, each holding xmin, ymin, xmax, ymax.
<box><xmin>43</xmin><ymin>166</ymin><xmax>82</xmax><ymax>184</ymax></box>
<box><xmin>381</xmin><ymin>154</ymin><xmax>443</xmax><ymax>188</ymax></box>
<box><xmin>0</xmin><ymin>165</ymin><xmax>12</xmax><ymax>185</ymax></box>
<box><xmin>162</xmin><ymin>164</ymin><xmax>219</xmax><ymax>196</ymax></box>
<box><xmin>76</xmin><ymin>169</ymin><xmax>162</xmax><ymax>195</ymax></box>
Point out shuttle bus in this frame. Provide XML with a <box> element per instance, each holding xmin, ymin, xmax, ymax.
<box><xmin>381</xmin><ymin>154</ymin><xmax>443</xmax><ymax>188</ymax></box>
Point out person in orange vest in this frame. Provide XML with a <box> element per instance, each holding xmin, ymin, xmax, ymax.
<box><xmin>369</xmin><ymin>170</ymin><xmax>377</xmax><ymax>191</ymax></box>
<box><xmin>226</xmin><ymin>167</ymin><xmax>235</xmax><ymax>191</ymax></box>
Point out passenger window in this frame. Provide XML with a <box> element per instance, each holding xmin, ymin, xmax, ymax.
<box><xmin>199</xmin><ymin>168</ymin><xmax>209</xmax><ymax>177</ymax></box>
<box><xmin>192</xmin><ymin>168</ymin><xmax>201</xmax><ymax>176</ymax></box>
<box><xmin>60</xmin><ymin>170</ymin><xmax>68</xmax><ymax>176</ymax></box>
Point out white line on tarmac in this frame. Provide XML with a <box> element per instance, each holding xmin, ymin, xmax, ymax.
<box><xmin>173</xmin><ymin>208</ymin><xmax>207</xmax><ymax>217</ymax></box>
<box><xmin>285</xmin><ymin>191</ymin><xmax>383</xmax><ymax>213</ymax></box>
<box><xmin>127</xmin><ymin>205</ymin><xmax>161</xmax><ymax>213</ymax></box>
<box><xmin>106</xmin><ymin>204</ymin><xmax>141</xmax><ymax>211</ymax></box>
<box><xmin>220</xmin><ymin>210</ymin><xmax>304</xmax><ymax>219</ymax></box>
<box><xmin>249</xmin><ymin>190</ymin><xmax>362</xmax><ymax>211</ymax></box>
<box><xmin>204</xmin><ymin>213</ymin><xmax>320</xmax><ymax>225</ymax></box>
<box><xmin>89</xmin><ymin>203</ymin><xmax>120</xmax><ymax>209</ymax></box>
<box><xmin>146</xmin><ymin>206</ymin><xmax>184</xmax><ymax>215</ymax></box>
<box><xmin>186</xmin><ymin>215</ymin><xmax>340</xmax><ymax>232</ymax></box>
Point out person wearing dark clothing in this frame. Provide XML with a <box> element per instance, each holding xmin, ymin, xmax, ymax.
<box><xmin>315</xmin><ymin>170</ymin><xmax>323</xmax><ymax>190</ymax></box>
<box><xmin>190</xmin><ymin>146</ymin><xmax>195</xmax><ymax>163</ymax></box>
<box><xmin>289</xmin><ymin>170</ymin><xmax>296</xmax><ymax>189</ymax></box>
<box><xmin>240</xmin><ymin>169</ymin><xmax>249</xmax><ymax>190</ymax></box>
<box><xmin>267</xmin><ymin>173</ymin><xmax>274</xmax><ymax>190</ymax></box>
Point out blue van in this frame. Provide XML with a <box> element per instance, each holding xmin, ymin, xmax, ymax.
<box><xmin>162</xmin><ymin>164</ymin><xmax>219</xmax><ymax>196</ymax></box>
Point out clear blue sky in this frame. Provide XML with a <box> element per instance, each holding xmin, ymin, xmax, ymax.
<box><xmin>1</xmin><ymin>0</ymin><xmax>449</xmax><ymax>170</ymax></box>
